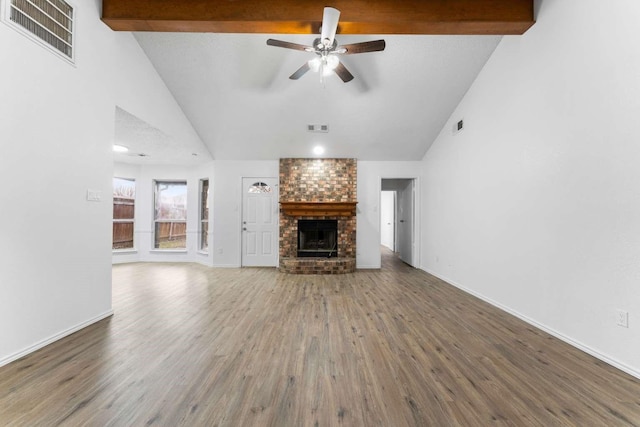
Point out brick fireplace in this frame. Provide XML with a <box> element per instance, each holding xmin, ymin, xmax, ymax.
<box><xmin>279</xmin><ymin>158</ymin><xmax>357</xmax><ymax>274</ymax></box>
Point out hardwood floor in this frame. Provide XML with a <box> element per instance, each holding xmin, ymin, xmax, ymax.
<box><xmin>1</xmin><ymin>249</ymin><xmax>640</xmax><ymax>426</ymax></box>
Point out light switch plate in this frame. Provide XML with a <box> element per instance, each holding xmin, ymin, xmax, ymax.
<box><xmin>87</xmin><ymin>189</ymin><xmax>102</xmax><ymax>202</ymax></box>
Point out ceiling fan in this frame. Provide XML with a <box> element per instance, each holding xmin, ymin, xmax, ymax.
<box><xmin>266</xmin><ymin>7</ymin><xmax>386</xmax><ymax>83</ymax></box>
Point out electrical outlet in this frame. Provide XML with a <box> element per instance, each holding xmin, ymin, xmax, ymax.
<box><xmin>616</xmin><ymin>309</ymin><xmax>629</xmax><ymax>328</ymax></box>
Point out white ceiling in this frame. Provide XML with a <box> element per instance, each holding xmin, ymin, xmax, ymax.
<box><xmin>120</xmin><ymin>32</ymin><xmax>501</xmax><ymax>162</ymax></box>
<box><xmin>113</xmin><ymin>107</ymin><xmax>211</xmax><ymax>165</ymax></box>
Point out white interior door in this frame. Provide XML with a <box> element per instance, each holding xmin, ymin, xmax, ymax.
<box><xmin>380</xmin><ymin>191</ymin><xmax>395</xmax><ymax>250</ymax></box>
<box><xmin>398</xmin><ymin>180</ymin><xmax>415</xmax><ymax>266</ymax></box>
<box><xmin>242</xmin><ymin>178</ymin><xmax>278</xmax><ymax>267</ymax></box>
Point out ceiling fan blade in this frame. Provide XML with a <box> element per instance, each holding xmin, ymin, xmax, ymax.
<box><xmin>320</xmin><ymin>7</ymin><xmax>340</xmax><ymax>46</ymax></box>
<box><xmin>334</xmin><ymin>62</ymin><xmax>354</xmax><ymax>83</ymax></box>
<box><xmin>340</xmin><ymin>40</ymin><xmax>386</xmax><ymax>54</ymax></box>
<box><xmin>267</xmin><ymin>39</ymin><xmax>313</xmax><ymax>52</ymax></box>
<box><xmin>289</xmin><ymin>62</ymin><xmax>311</xmax><ymax>80</ymax></box>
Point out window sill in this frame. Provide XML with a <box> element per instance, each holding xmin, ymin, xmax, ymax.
<box><xmin>197</xmin><ymin>250</ymin><xmax>209</xmax><ymax>256</ymax></box>
<box><xmin>150</xmin><ymin>249</ymin><xmax>188</xmax><ymax>254</ymax></box>
<box><xmin>113</xmin><ymin>249</ymin><xmax>138</xmax><ymax>255</ymax></box>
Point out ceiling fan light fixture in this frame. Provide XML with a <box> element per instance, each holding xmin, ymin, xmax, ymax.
<box><xmin>326</xmin><ymin>55</ymin><xmax>339</xmax><ymax>70</ymax></box>
<box><xmin>308</xmin><ymin>55</ymin><xmax>339</xmax><ymax>76</ymax></box>
<box><xmin>308</xmin><ymin>57</ymin><xmax>321</xmax><ymax>73</ymax></box>
<box><xmin>266</xmin><ymin>7</ymin><xmax>385</xmax><ymax>83</ymax></box>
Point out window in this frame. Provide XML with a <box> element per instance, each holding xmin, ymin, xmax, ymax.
<box><xmin>199</xmin><ymin>179</ymin><xmax>209</xmax><ymax>252</ymax></box>
<box><xmin>2</xmin><ymin>0</ymin><xmax>75</xmax><ymax>62</ymax></box>
<box><xmin>154</xmin><ymin>181</ymin><xmax>187</xmax><ymax>250</ymax></box>
<box><xmin>112</xmin><ymin>177</ymin><xmax>135</xmax><ymax>250</ymax></box>
<box><xmin>248</xmin><ymin>181</ymin><xmax>272</xmax><ymax>193</ymax></box>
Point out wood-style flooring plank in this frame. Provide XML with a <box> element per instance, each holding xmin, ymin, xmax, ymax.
<box><xmin>1</xmin><ymin>249</ymin><xmax>640</xmax><ymax>426</ymax></box>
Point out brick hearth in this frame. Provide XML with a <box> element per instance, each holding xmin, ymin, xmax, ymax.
<box><xmin>279</xmin><ymin>158</ymin><xmax>356</xmax><ymax>274</ymax></box>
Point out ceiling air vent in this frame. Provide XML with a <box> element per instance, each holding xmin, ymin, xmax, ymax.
<box><xmin>3</xmin><ymin>0</ymin><xmax>75</xmax><ymax>62</ymax></box>
<box><xmin>307</xmin><ymin>124</ymin><xmax>329</xmax><ymax>133</ymax></box>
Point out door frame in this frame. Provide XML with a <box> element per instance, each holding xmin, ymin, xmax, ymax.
<box><xmin>240</xmin><ymin>177</ymin><xmax>279</xmax><ymax>267</ymax></box>
<box><xmin>379</xmin><ymin>177</ymin><xmax>420</xmax><ymax>268</ymax></box>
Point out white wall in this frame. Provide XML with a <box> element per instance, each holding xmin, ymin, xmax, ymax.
<box><xmin>421</xmin><ymin>0</ymin><xmax>640</xmax><ymax>377</ymax></box>
<box><xmin>0</xmin><ymin>1</ymin><xmax>115</xmax><ymax>365</ymax></box>
<box><xmin>357</xmin><ymin>161</ymin><xmax>422</xmax><ymax>269</ymax></box>
<box><xmin>0</xmin><ymin>1</ymin><xmax>209</xmax><ymax>366</ymax></box>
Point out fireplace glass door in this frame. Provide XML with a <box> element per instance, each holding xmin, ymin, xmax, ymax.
<box><xmin>297</xmin><ymin>220</ymin><xmax>338</xmax><ymax>257</ymax></box>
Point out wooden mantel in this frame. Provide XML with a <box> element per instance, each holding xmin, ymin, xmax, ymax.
<box><xmin>280</xmin><ymin>202</ymin><xmax>357</xmax><ymax>217</ymax></box>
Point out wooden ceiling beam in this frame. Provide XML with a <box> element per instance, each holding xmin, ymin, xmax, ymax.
<box><xmin>101</xmin><ymin>0</ymin><xmax>534</xmax><ymax>35</ymax></box>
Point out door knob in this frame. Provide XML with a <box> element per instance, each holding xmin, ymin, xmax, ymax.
<box><xmin>400</xmin><ymin>220</ymin><xmax>405</xmax><ymax>223</ymax></box>
<box><xmin>243</xmin><ymin>227</ymin><xmax>247</xmax><ymax>231</ymax></box>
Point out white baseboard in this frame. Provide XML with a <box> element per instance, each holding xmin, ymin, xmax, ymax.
<box><xmin>422</xmin><ymin>268</ymin><xmax>640</xmax><ymax>380</ymax></box>
<box><xmin>0</xmin><ymin>310</ymin><xmax>114</xmax><ymax>368</ymax></box>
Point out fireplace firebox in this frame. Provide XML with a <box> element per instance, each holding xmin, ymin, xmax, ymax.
<box><xmin>297</xmin><ymin>220</ymin><xmax>338</xmax><ymax>257</ymax></box>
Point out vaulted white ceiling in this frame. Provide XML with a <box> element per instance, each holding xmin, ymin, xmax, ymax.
<box><xmin>118</xmin><ymin>32</ymin><xmax>501</xmax><ymax>162</ymax></box>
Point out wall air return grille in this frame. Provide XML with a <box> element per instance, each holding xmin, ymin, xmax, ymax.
<box><xmin>3</xmin><ymin>0</ymin><xmax>74</xmax><ymax>62</ymax></box>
